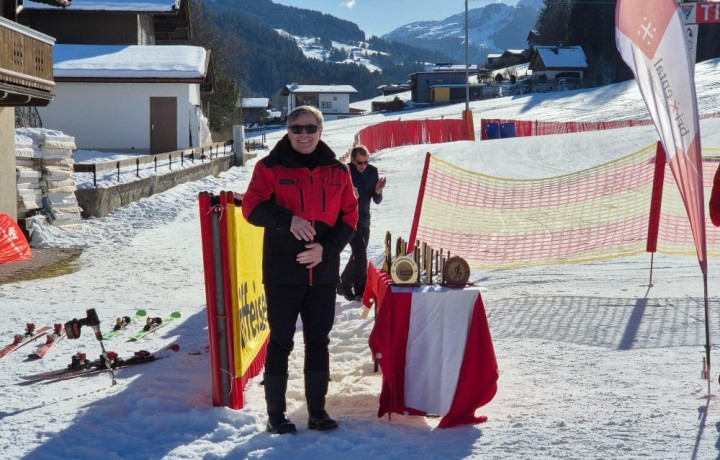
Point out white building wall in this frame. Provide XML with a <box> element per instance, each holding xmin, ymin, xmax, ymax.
<box><xmin>38</xmin><ymin>82</ymin><xmax>192</xmax><ymax>152</ymax></box>
<box><xmin>318</xmin><ymin>93</ymin><xmax>349</xmax><ymax>114</ymax></box>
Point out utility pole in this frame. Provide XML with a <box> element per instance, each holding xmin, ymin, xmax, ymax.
<box><xmin>465</xmin><ymin>0</ymin><xmax>469</xmax><ymax>112</ymax></box>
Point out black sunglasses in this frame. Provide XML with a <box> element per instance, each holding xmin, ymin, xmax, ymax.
<box><xmin>289</xmin><ymin>124</ymin><xmax>319</xmax><ymax>134</ymax></box>
<box><xmin>355</xmin><ymin>161</ymin><xmax>368</xmax><ymax>166</ymax></box>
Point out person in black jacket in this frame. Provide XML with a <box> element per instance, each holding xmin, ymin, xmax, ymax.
<box><xmin>242</xmin><ymin>105</ymin><xmax>358</xmax><ymax>434</ymax></box>
<box><xmin>337</xmin><ymin>145</ymin><xmax>386</xmax><ymax>301</ymax></box>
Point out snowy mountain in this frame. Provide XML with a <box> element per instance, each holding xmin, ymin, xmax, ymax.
<box><xmin>275</xmin><ymin>30</ymin><xmax>386</xmax><ymax>74</ymax></box>
<box><xmin>383</xmin><ymin>0</ymin><xmax>542</xmax><ymax>64</ymax></box>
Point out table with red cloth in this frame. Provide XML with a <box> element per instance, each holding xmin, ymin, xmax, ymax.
<box><xmin>364</xmin><ymin>261</ymin><xmax>498</xmax><ymax>428</ymax></box>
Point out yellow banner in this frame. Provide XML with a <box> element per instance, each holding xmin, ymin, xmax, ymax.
<box><xmin>227</xmin><ymin>203</ymin><xmax>269</xmax><ymax>376</ymax></box>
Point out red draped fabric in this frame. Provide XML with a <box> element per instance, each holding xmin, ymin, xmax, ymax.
<box><xmin>365</xmin><ymin>262</ymin><xmax>498</xmax><ymax>428</ymax></box>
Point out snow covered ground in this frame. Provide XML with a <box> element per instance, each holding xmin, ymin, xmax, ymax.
<box><xmin>3</xmin><ymin>58</ymin><xmax>720</xmax><ymax>459</ymax></box>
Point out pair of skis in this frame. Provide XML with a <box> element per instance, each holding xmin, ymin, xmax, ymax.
<box><xmin>0</xmin><ymin>324</ymin><xmax>52</xmax><ymax>359</ymax></box>
<box><xmin>102</xmin><ymin>310</ymin><xmax>181</xmax><ymax>341</ymax></box>
<box><xmin>18</xmin><ymin>344</ymin><xmax>181</xmax><ymax>385</ymax></box>
<box><xmin>101</xmin><ymin>310</ymin><xmax>148</xmax><ymax>340</ymax></box>
<box><xmin>27</xmin><ymin>323</ymin><xmax>67</xmax><ymax>360</ymax></box>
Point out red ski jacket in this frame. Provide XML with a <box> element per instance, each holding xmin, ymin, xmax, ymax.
<box><xmin>242</xmin><ymin>136</ymin><xmax>359</xmax><ymax>286</ymax></box>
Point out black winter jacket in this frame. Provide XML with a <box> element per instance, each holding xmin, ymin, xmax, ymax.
<box><xmin>242</xmin><ymin>135</ymin><xmax>359</xmax><ymax>286</ymax></box>
<box><xmin>349</xmin><ymin>162</ymin><xmax>383</xmax><ymax>228</ymax></box>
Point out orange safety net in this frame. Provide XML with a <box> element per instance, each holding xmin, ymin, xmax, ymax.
<box><xmin>409</xmin><ymin>146</ymin><xmax>720</xmax><ymax>270</ymax></box>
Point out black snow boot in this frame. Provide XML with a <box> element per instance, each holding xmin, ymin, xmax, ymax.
<box><xmin>264</xmin><ymin>373</ymin><xmax>296</xmax><ymax>434</ymax></box>
<box><xmin>305</xmin><ymin>370</ymin><xmax>338</xmax><ymax>431</ymax></box>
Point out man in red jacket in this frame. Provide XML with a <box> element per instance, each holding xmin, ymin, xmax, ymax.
<box><xmin>242</xmin><ymin>105</ymin><xmax>358</xmax><ymax>434</ymax></box>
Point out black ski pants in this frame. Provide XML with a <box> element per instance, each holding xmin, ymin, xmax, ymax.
<box><xmin>339</xmin><ymin>226</ymin><xmax>370</xmax><ymax>296</ymax></box>
<box><xmin>263</xmin><ymin>283</ymin><xmax>336</xmax><ymax>376</ymax></box>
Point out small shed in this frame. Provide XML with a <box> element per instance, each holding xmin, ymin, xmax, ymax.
<box><xmin>238</xmin><ymin>98</ymin><xmax>270</xmax><ymax>124</ymax></box>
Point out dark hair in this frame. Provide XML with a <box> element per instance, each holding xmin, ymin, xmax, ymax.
<box><xmin>351</xmin><ymin>145</ymin><xmax>369</xmax><ymax>160</ymax></box>
<box><xmin>287</xmin><ymin>105</ymin><xmax>324</xmax><ymax>127</ymax></box>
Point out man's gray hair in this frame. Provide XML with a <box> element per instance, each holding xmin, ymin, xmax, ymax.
<box><xmin>287</xmin><ymin>105</ymin><xmax>324</xmax><ymax>127</ymax></box>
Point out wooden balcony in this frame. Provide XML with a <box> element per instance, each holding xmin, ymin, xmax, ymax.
<box><xmin>0</xmin><ymin>16</ymin><xmax>54</xmax><ymax>107</ymax></box>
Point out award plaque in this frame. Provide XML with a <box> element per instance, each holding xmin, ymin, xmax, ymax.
<box><xmin>441</xmin><ymin>256</ymin><xmax>470</xmax><ymax>286</ymax></box>
<box><xmin>390</xmin><ymin>255</ymin><xmax>419</xmax><ymax>284</ymax></box>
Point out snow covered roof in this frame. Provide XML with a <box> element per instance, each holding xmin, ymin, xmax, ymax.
<box><xmin>284</xmin><ymin>84</ymin><xmax>357</xmax><ymax>94</ymax></box>
<box><xmin>23</xmin><ymin>0</ymin><xmax>180</xmax><ymax>12</ymax></box>
<box><xmin>239</xmin><ymin>98</ymin><xmax>270</xmax><ymax>109</ymax></box>
<box><xmin>533</xmin><ymin>45</ymin><xmax>588</xmax><ymax>69</ymax></box>
<box><xmin>53</xmin><ymin>44</ymin><xmax>208</xmax><ymax>79</ymax></box>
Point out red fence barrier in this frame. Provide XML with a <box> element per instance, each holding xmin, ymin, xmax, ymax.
<box><xmin>356</xmin><ymin>119</ymin><xmax>471</xmax><ymax>154</ymax></box>
<box><xmin>480</xmin><ymin>111</ymin><xmax>720</xmax><ymax>140</ymax></box>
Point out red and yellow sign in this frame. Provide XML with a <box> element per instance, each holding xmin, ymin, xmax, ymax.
<box><xmin>226</xmin><ymin>203</ymin><xmax>269</xmax><ymax>376</ymax></box>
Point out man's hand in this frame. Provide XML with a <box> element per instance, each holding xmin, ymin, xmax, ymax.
<box><xmin>297</xmin><ymin>242</ymin><xmax>323</xmax><ymax>269</ymax></box>
<box><xmin>375</xmin><ymin>177</ymin><xmax>387</xmax><ymax>194</ymax></box>
<box><xmin>290</xmin><ymin>215</ymin><xmax>316</xmax><ymax>241</ymax></box>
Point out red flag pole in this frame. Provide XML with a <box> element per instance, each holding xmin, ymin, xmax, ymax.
<box><xmin>646</xmin><ymin>142</ymin><xmax>666</xmax><ymax>286</ymax></box>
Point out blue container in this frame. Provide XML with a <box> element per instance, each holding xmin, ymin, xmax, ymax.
<box><xmin>500</xmin><ymin>122</ymin><xmax>517</xmax><ymax>138</ymax></box>
<box><xmin>486</xmin><ymin>122</ymin><xmax>501</xmax><ymax>139</ymax></box>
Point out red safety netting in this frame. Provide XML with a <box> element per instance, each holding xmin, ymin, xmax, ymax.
<box><xmin>356</xmin><ymin>119</ymin><xmax>470</xmax><ymax>154</ymax></box>
<box><xmin>0</xmin><ymin>214</ymin><xmax>32</xmax><ymax>264</ymax></box>
<box><xmin>408</xmin><ymin>146</ymin><xmax>720</xmax><ymax>271</ymax></box>
<box><xmin>479</xmin><ymin>111</ymin><xmax>720</xmax><ymax>140</ymax></box>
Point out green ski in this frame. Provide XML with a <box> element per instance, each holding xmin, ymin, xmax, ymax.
<box><xmin>127</xmin><ymin>311</ymin><xmax>181</xmax><ymax>341</ymax></box>
<box><xmin>102</xmin><ymin>310</ymin><xmax>147</xmax><ymax>340</ymax></box>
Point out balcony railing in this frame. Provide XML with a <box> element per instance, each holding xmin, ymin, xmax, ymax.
<box><xmin>0</xmin><ymin>16</ymin><xmax>55</xmax><ymax>106</ymax></box>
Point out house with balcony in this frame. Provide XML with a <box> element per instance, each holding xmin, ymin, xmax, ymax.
<box><xmin>15</xmin><ymin>0</ymin><xmax>213</xmax><ymax>153</ymax></box>
<box><xmin>529</xmin><ymin>44</ymin><xmax>587</xmax><ymax>92</ymax></box>
<box><xmin>281</xmin><ymin>83</ymin><xmax>357</xmax><ymax>121</ymax></box>
<box><xmin>0</xmin><ymin>1</ymin><xmax>56</xmax><ymax>220</ymax></box>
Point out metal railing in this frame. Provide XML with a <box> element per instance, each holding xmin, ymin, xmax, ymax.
<box><xmin>73</xmin><ymin>141</ymin><xmax>233</xmax><ymax>187</ymax></box>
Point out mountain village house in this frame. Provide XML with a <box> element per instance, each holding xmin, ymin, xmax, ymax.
<box><xmin>528</xmin><ymin>44</ymin><xmax>588</xmax><ymax>92</ymax></box>
<box><xmin>281</xmin><ymin>83</ymin><xmax>358</xmax><ymax>121</ymax></box>
<box><xmin>411</xmin><ymin>64</ymin><xmax>501</xmax><ymax>104</ymax></box>
<box><xmin>17</xmin><ymin>0</ymin><xmax>214</xmax><ymax>154</ymax></box>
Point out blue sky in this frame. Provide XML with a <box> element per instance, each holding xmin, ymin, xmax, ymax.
<box><xmin>272</xmin><ymin>0</ymin><xmax>519</xmax><ymax>38</ymax></box>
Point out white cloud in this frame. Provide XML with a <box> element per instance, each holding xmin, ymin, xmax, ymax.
<box><xmin>342</xmin><ymin>0</ymin><xmax>356</xmax><ymax>8</ymax></box>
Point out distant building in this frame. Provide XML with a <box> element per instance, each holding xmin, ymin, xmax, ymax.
<box><xmin>529</xmin><ymin>44</ymin><xmax>588</xmax><ymax>91</ymax></box>
<box><xmin>486</xmin><ymin>53</ymin><xmax>502</xmax><ymax>68</ymax></box>
<box><xmin>430</xmin><ymin>84</ymin><xmax>502</xmax><ymax>103</ymax></box>
<box><xmin>499</xmin><ymin>49</ymin><xmax>528</xmax><ymax>67</ymax></box>
<box><xmin>281</xmin><ymin>83</ymin><xmax>358</xmax><ymax>120</ymax></box>
<box><xmin>410</xmin><ymin>64</ymin><xmax>479</xmax><ymax>104</ymax></box>
<box><xmin>238</xmin><ymin>98</ymin><xmax>270</xmax><ymax>124</ymax></box>
<box><xmin>14</xmin><ymin>0</ymin><xmax>213</xmax><ymax>154</ymax></box>
<box><xmin>377</xmin><ymin>83</ymin><xmax>410</xmax><ymax>96</ymax></box>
